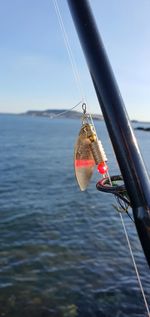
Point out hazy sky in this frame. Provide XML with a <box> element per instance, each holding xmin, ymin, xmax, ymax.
<box><xmin>0</xmin><ymin>0</ymin><xmax>150</xmax><ymax>120</ymax></box>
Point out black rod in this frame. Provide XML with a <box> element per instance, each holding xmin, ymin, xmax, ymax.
<box><xmin>67</xmin><ymin>0</ymin><xmax>150</xmax><ymax>266</ymax></box>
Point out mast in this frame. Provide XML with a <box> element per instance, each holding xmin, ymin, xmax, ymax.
<box><xmin>67</xmin><ymin>0</ymin><xmax>150</xmax><ymax>266</ymax></box>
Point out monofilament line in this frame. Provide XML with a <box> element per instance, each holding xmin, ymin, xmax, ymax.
<box><xmin>119</xmin><ymin>212</ymin><xmax>150</xmax><ymax>317</ymax></box>
<box><xmin>52</xmin><ymin>0</ymin><xmax>85</xmax><ymax>102</ymax></box>
<box><xmin>52</xmin><ymin>0</ymin><xmax>101</xmax><ymax>123</ymax></box>
<box><xmin>50</xmin><ymin>100</ymin><xmax>83</xmax><ymax>119</ymax></box>
<box><xmin>107</xmin><ymin>173</ymin><xmax>150</xmax><ymax>316</ymax></box>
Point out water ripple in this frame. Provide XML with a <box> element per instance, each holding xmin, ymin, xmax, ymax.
<box><xmin>0</xmin><ymin>115</ymin><xmax>150</xmax><ymax>316</ymax></box>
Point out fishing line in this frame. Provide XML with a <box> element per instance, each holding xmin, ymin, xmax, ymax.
<box><xmin>50</xmin><ymin>100</ymin><xmax>83</xmax><ymax>119</ymax></box>
<box><xmin>52</xmin><ymin>1</ymin><xmax>101</xmax><ymax>137</ymax></box>
<box><xmin>96</xmin><ymin>165</ymin><xmax>150</xmax><ymax>314</ymax></box>
<box><xmin>107</xmin><ymin>177</ymin><xmax>150</xmax><ymax>315</ymax></box>
<box><xmin>52</xmin><ymin>1</ymin><xmax>150</xmax><ymax>314</ymax></box>
<box><xmin>119</xmin><ymin>212</ymin><xmax>150</xmax><ymax>317</ymax></box>
<box><xmin>52</xmin><ymin>0</ymin><xmax>98</xmax><ymax>121</ymax></box>
<box><xmin>52</xmin><ymin>0</ymin><xmax>86</xmax><ymax>102</ymax></box>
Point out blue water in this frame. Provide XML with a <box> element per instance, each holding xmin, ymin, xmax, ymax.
<box><xmin>0</xmin><ymin>114</ymin><xmax>150</xmax><ymax>316</ymax></box>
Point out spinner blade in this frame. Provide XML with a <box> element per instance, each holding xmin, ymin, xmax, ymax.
<box><xmin>74</xmin><ymin>125</ymin><xmax>95</xmax><ymax>191</ymax></box>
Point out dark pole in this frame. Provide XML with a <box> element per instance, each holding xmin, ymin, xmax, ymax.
<box><xmin>67</xmin><ymin>0</ymin><xmax>150</xmax><ymax>266</ymax></box>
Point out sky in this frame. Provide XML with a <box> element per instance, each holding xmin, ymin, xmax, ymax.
<box><xmin>0</xmin><ymin>0</ymin><xmax>150</xmax><ymax>121</ymax></box>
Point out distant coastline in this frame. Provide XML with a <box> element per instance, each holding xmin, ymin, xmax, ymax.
<box><xmin>0</xmin><ymin>111</ymin><xmax>150</xmax><ymax>128</ymax></box>
<box><xmin>20</xmin><ymin>109</ymin><xmax>104</xmax><ymax>121</ymax></box>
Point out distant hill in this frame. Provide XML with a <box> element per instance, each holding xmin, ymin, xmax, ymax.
<box><xmin>22</xmin><ymin>109</ymin><xmax>103</xmax><ymax>120</ymax></box>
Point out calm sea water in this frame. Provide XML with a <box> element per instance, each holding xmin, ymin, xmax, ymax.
<box><xmin>0</xmin><ymin>114</ymin><xmax>150</xmax><ymax>317</ymax></box>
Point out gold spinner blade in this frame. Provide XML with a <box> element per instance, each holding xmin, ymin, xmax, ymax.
<box><xmin>74</xmin><ymin>123</ymin><xmax>95</xmax><ymax>191</ymax></box>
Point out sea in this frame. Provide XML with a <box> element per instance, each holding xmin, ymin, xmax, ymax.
<box><xmin>0</xmin><ymin>114</ymin><xmax>150</xmax><ymax>317</ymax></box>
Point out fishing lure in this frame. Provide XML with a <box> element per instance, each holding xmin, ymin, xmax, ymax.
<box><xmin>74</xmin><ymin>104</ymin><xmax>109</xmax><ymax>191</ymax></box>
<box><xmin>74</xmin><ymin>104</ymin><xmax>131</xmax><ymax>214</ymax></box>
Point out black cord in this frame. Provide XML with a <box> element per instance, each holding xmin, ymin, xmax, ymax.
<box><xmin>96</xmin><ymin>175</ymin><xmax>134</xmax><ymax>222</ymax></box>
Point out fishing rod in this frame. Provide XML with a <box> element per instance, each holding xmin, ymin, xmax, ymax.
<box><xmin>67</xmin><ymin>0</ymin><xmax>150</xmax><ymax>266</ymax></box>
